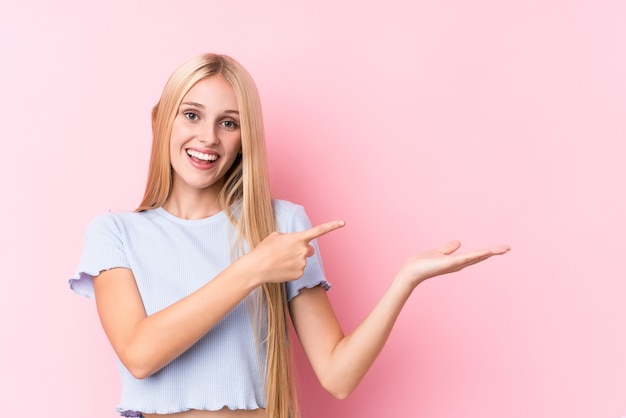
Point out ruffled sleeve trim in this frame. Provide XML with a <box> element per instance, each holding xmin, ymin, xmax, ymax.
<box><xmin>286</xmin><ymin>279</ymin><xmax>331</xmax><ymax>302</ymax></box>
<box><xmin>69</xmin><ymin>213</ymin><xmax>131</xmax><ymax>299</ymax></box>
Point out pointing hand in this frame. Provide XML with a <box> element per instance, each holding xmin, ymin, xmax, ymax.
<box><xmin>246</xmin><ymin>220</ymin><xmax>345</xmax><ymax>284</ymax></box>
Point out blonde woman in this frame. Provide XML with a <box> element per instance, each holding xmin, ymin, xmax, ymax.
<box><xmin>69</xmin><ymin>53</ymin><xmax>510</xmax><ymax>418</ymax></box>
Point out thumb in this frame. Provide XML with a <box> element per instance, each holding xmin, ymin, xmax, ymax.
<box><xmin>437</xmin><ymin>240</ymin><xmax>462</xmax><ymax>255</ymax></box>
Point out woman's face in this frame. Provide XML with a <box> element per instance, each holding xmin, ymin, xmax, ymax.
<box><xmin>169</xmin><ymin>75</ymin><xmax>242</xmax><ymax>196</ymax></box>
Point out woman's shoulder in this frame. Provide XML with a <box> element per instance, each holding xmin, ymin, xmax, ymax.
<box><xmin>272</xmin><ymin>199</ymin><xmax>312</xmax><ymax>232</ymax></box>
<box><xmin>272</xmin><ymin>198</ymin><xmax>307</xmax><ymax>220</ymax></box>
<box><xmin>272</xmin><ymin>198</ymin><xmax>304</xmax><ymax>212</ymax></box>
<box><xmin>85</xmin><ymin>209</ymin><xmax>157</xmax><ymax>235</ymax></box>
<box><xmin>88</xmin><ymin>209</ymin><xmax>152</xmax><ymax>224</ymax></box>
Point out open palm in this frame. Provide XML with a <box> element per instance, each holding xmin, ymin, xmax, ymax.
<box><xmin>397</xmin><ymin>240</ymin><xmax>511</xmax><ymax>287</ymax></box>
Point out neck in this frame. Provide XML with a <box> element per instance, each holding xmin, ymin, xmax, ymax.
<box><xmin>162</xmin><ymin>182</ymin><xmax>224</xmax><ymax>220</ymax></box>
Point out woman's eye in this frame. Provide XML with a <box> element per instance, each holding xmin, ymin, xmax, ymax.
<box><xmin>222</xmin><ymin>120</ymin><xmax>239</xmax><ymax>130</ymax></box>
<box><xmin>184</xmin><ymin>111</ymin><xmax>199</xmax><ymax>121</ymax></box>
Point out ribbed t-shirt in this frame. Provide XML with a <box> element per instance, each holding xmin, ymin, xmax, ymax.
<box><xmin>69</xmin><ymin>199</ymin><xmax>330</xmax><ymax>416</ymax></box>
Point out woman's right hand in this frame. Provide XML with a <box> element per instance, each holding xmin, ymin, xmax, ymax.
<box><xmin>242</xmin><ymin>220</ymin><xmax>345</xmax><ymax>284</ymax></box>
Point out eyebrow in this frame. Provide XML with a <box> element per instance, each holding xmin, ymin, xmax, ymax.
<box><xmin>180</xmin><ymin>102</ymin><xmax>239</xmax><ymax>114</ymax></box>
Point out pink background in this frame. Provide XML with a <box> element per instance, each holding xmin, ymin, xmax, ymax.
<box><xmin>1</xmin><ymin>0</ymin><xmax>624</xmax><ymax>417</ymax></box>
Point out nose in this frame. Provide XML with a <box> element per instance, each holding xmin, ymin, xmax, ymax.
<box><xmin>198</xmin><ymin>125</ymin><xmax>220</xmax><ymax>145</ymax></box>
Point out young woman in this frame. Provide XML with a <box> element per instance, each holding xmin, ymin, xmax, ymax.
<box><xmin>70</xmin><ymin>53</ymin><xmax>510</xmax><ymax>418</ymax></box>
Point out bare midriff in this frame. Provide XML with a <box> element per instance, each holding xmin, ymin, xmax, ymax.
<box><xmin>143</xmin><ymin>409</ymin><xmax>266</xmax><ymax>418</ymax></box>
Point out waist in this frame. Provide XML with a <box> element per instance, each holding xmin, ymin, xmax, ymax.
<box><xmin>143</xmin><ymin>408</ymin><xmax>266</xmax><ymax>418</ymax></box>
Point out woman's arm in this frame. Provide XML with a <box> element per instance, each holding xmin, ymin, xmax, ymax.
<box><xmin>93</xmin><ymin>220</ymin><xmax>345</xmax><ymax>379</ymax></box>
<box><xmin>289</xmin><ymin>240</ymin><xmax>510</xmax><ymax>399</ymax></box>
<box><xmin>94</xmin><ymin>262</ymin><xmax>258</xmax><ymax>379</ymax></box>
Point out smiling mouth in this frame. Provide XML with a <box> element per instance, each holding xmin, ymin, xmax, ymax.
<box><xmin>187</xmin><ymin>149</ymin><xmax>218</xmax><ymax>163</ymax></box>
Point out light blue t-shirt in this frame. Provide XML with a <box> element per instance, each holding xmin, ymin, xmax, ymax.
<box><xmin>69</xmin><ymin>199</ymin><xmax>329</xmax><ymax>416</ymax></box>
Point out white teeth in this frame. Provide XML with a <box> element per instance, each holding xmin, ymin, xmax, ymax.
<box><xmin>187</xmin><ymin>150</ymin><xmax>217</xmax><ymax>162</ymax></box>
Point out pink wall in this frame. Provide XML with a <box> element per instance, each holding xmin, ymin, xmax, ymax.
<box><xmin>1</xmin><ymin>0</ymin><xmax>624</xmax><ymax>417</ymax></box>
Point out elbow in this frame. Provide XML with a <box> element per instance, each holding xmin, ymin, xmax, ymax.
<box><xmin>320</xmin><ymin>378</ymin><xmax>355</xmax><ymax>401</ymax></box>
<box><xmin>127</xmin><ymin>365</ymin><xmax>152</xmax><ymax>380</ymax></box>
<box><xmin>119</xmin><ymin>346</ymin><xmax>159</xmax><ymax>380</ymax></box>
<box><xmin>122</xmin><ymin>356</ymin><xmax>153</xmax><ymax>380</ymax></box>
<box><xmin>329</xmin><ymin>390</ymin><xmax>352</xmax><ymax>401</ymax></box>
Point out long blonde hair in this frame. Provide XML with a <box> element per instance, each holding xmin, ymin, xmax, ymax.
<box><xmin>137</xmin><ymin>53</ymin><xmax>298</xmax><ymax>418</ymax></box>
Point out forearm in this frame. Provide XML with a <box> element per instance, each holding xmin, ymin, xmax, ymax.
<box><xmin>96</xmin><ymin>260</ymin><xmax>260</xmax><ymax>379</ymax></box>
<box><xmin>321</xmin><ymin>279</ymin><xmax>414</xmax><ymax>398</ymax></box>
<box><xmin>294</xmin><ymin>240</ymin><xmax>510</xmax><ymax>399</ymax></box>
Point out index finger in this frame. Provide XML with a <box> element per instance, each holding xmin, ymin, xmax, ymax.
<box><xmin>297</xmin><ymin>220</ymin><xmax>345</xmax><ymax>242</ymax></box>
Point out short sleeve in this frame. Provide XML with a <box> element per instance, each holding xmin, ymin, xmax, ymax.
<box><xmin>275</xmin><ymin>201</ymin><xmax>331</xmax><ymax>302</ymax></box>
<box><xmin>68</xmin><ymin>213</ymin><xmax>131</xmax><ymax>299</ymax></box>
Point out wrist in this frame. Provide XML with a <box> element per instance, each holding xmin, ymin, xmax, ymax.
<box><xmin>391</xmin><ymin>271</ymin><xmax>420</xmax><ymax>294</ymax></box>
<box><xmin>230</xmin><ymin>253</ymin><xmax>264</xmax><ymax>290</ymax></box>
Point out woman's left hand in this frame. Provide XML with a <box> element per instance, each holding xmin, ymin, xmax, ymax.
<box><xmin>395</xmin><ymin>240</ymin><xmax>511</xmax><ymax>288</ymax></box>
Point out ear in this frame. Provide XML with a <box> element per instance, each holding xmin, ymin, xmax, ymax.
<box><xmin>151</xmin><ymin>105</ymin><xmax>159</xmax><ymax>131</ymax></box>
